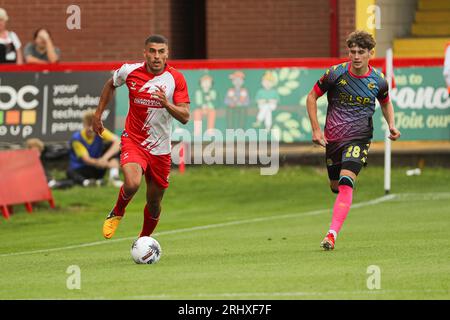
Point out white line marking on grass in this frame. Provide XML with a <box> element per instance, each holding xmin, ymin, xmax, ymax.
<box><xmin>42</xmin><ymin>288</ymin><xmax>446</xmax><ymax>300</ymax></box>
<box><xmin>392</xmin><ymin>192</ymin><xmax>450</xmax><ymax>201</ymax></box>
<box><xmin>126</xmin><ymin>288</ymin><xmax>448</xmax><ymax>299</ymax></box>
<box><xmin>0</xmin><ymin>194</ymin><xmax>396</xmax><ymax>258</ymax></box>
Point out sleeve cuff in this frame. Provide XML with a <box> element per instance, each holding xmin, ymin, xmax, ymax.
<box><xmin>313</xmin><ymin>84</ymin><xmax>325</xmax><ymax>97</ymax></box>
<box><xmin>174</xmin><ymin>99</ymin><xmax>190</xmax><ymax>105</ymax></box>
<box><xmin>378</xmin><ymin>95</ymin><xmax>390</xmax><ymax>104</ymax></box>
<box><xmin>112</xmin><ymin>70</ymin><xmax>122</xmax><ymax>87</ymax></box>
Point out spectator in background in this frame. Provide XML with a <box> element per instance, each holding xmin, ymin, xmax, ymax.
<box><xmin>26</xmin><ymin>138</ymin><xmax>52</xmax><ymax>184</ymax></box>
<box><xmin>0</xmin><ymin>8</ymin><xmax>23</xmax><ymax>64</ymax></box>
<box><xmin>24</xmin><ymin>28</ymin><xmax>60</xmax><ymax>64</ymax></box>
<box><xmin>67</xmin><ymin>110</ymin><xmax>123</xmax><ymax>188</ymax></box>
<box><xmin>26</xmin><ymin>138</ymin><xmax>74</xmax><ymax>189</ymax></box>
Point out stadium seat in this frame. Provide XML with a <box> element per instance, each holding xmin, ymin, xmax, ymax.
<box><xmin>393</xmin><ymin>0</ymin><xmax>450</xmax><ymax>57</ymax></box>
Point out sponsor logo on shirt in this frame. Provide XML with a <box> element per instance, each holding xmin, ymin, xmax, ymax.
<box><xmin>339</xmin><ymin>93</ymin><xmax>371</xmax><ymax>105</ymax></box>
<box><xmin>133</xmin><ymin>97</ymin><xmax>162</xmax><ymax>107</ymax></box>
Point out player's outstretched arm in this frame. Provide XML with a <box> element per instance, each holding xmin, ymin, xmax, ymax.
<box><xmin>380</xmin><ymin>101</ymin><xmax>401</xmax><ymax>141</ymax></box>
<box><xmin>94</xmin><ymin>78</ymin><xmax>116</xmax><ymax>135</ymax></box>
<box><xmin>306</xmin><ymin>89</ymin><xmax>327</xmax><ymax>147</ymax></box>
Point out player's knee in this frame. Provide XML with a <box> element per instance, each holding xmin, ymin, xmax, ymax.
<box><xmin>338</xmin><ymin>175</ymin><xmax>354</xmax><ymax>188</ymax></box>
<box><xmin>330</xmin><ymin>187</ymin><xmax>339</xmax><ymax>194</ymax></box>
<box><xmin>124</xmin><ymin>178</ymin><xmax>141</xmax><ymax>195</ymax></box>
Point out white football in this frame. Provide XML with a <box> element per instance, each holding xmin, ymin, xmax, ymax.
<box><xmin>131</xmin><ymin>236</ymin><xmax>162</xmax><ymax>264</ymax></box>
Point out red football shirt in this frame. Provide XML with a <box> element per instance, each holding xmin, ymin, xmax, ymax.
<box><xmin>113</xmin><ymin>62</ymin><xmax>190</xmax><ymax>155</ymax></box>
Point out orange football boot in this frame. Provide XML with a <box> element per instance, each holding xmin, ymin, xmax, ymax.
<box><xmin>103</xmin><ymin>210</ymin><xmax>122</xmax><ymax>239</ymax></box>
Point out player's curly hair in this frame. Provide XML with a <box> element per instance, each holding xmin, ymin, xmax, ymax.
<box><xmin>346</xmin><ymin>30</ymin><xmax>376</xmax><ymax>50</ymax></box>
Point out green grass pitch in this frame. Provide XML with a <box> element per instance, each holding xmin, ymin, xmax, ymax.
<box><xmin>0</xmin><ymin>166</ymin><xmax>449</xmax><ymax>300</ymax></box>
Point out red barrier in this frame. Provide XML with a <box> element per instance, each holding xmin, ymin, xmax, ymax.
<box><xmin>0</xmin><ymin>149</ymin><xmax>55</xmax><ymax>219</ymax></box>
<box><xmin>0</xmin><ymin>57</ymin><xmax>444</xmax><ymax>73</ymax></box>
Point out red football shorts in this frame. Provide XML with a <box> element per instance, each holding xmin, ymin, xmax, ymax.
<box><xmin>120</xmin><ymin>136</ymin><xmax>171</xmax><ymax>189</ymax></box>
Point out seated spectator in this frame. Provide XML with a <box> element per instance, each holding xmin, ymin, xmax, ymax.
<box><xmin>24</xmin><ymin>28</ymin><xmax>60</xmax><ymax>64</ymax></box>
<box><xmin>25</xmin><ymin>138</ymin><xmax>74</xmax><ymax>189</ymax></box>
<box><xmin>67</xmin><ymin>110</ymin><xmax>123</xmax><ymax>187</ymax></box>
<box><xmin>0</xmin><ymin>8</ymin><xmax>23</xmax><ymax>64</ymax></box>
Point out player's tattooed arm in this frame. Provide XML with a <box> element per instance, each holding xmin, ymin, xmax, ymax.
<box><xmin>153</xmin><ymin>85</ymin><xmax>190</xmax><ymax>124</ymax></box>
<box><xmin>93</xmin><ymin>77</ymin><xmax>116</xmax><ymax>135</ymax></box>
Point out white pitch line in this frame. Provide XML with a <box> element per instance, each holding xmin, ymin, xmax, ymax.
<box><xmin>35</xmin><ymin>288</ymin><xmax>448</xmax><ymax>300</ymax></box>
<box><xmin>126</xmin><ymin>288</ymin><xmax>449</xmax><ymax>299</ymax></box>
<box><xmin>392</xmin><ymin>192</ymin><xmax>450</xmax><ymax>201</ymax></box>
<box><xmin>0</xmin><ymin>194</ymin><xmax>396</xmax><ymax>258</ymax></box>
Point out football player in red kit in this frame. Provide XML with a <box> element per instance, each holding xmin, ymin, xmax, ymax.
<box><xmin>93</xmin><ymin>34</ymin><xmax>190</xmax><ymax>239</ymax></box>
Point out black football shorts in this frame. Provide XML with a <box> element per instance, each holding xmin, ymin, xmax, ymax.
<box><xmin>325</xmin><ymin>140</ymin><xmax>370</xmax><ymax>181</ymax></box>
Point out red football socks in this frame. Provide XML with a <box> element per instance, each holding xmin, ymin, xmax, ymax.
<box><xmin>113</xmin><ymin>186</ymin><xmax>133</xmax><ymax>216</ymax></box>
<box><xmin>139</xmin><ymin>205</ymin><xmax>160</xmax><ymax>237</ymax></box>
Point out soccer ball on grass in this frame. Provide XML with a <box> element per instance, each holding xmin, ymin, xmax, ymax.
<box><xmin>131</xmin><ymin>236</ymin><xmax>162</xmax><ymax>264</ymax></box>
